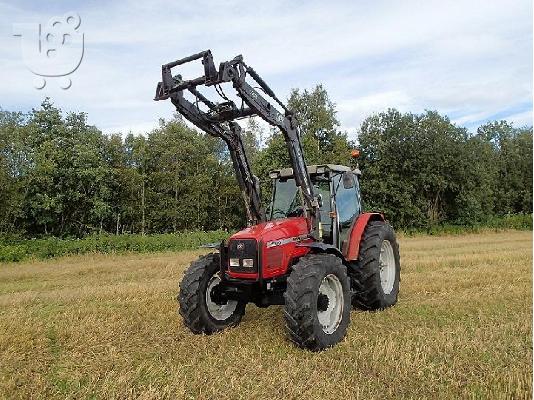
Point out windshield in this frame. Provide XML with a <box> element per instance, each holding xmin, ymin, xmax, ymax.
<box><xmin>270</xmin><ymin>178</ymin><xmax>302</xmax><ymax>220</ymax></box>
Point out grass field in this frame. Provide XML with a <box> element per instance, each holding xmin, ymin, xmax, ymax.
<box><xmin>0</xmin><ymin>231</ymin><xmax>531</xmax><ymax>399</ymax></box>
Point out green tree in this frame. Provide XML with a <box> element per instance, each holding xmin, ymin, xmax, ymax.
<box><xmin>358</xmin><ymin>109</ymin><xmax>481</xmax><ymax>227</ymax></box>
<box><xmin>477</xmin><ymin>121</ymin><xmax>533</xmax><ymax>214</ymax></box>
<box><xmin>121</xmin><ymin>133</ymin><xmax>147</xmax><ymax>234</ymax></box>
<box><xmin>288</xmin><ymin>85</ymin><xmax>353</xmax><ymax>165</ymax></box>
<box><xmin>19</xmin><ymin>100</ymin><xmax>117</xmax><ymax>236</ymax></box>
<box><xmin>0</xmin><ymin>93</ymin><xmax>531</xmax><ymax>238</ymax></box>
<box><xmin>144</xmin><ymin>119</ymin><xmax>233</xmax><ymax>232</ymax></box>
<box><xmin>0</xmin><ymin>109</ymin><xmax>28</xmax><ymax>234</ymax></box>
<box><xmin>255</xmin><ymin>84</ymin><xmax>354</xmax><ymax>202</ymax></box>
<box><xmin>24</xmin><ymin>99</ymin><xmax>66</xmax><ymax>235</ymax></box>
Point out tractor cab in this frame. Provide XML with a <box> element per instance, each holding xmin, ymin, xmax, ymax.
<box><xmin>268</xmin><ymin>164</ymin><xmax>362</xmax><ymax>251</ymax></box>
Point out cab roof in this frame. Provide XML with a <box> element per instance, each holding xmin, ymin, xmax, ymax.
<box><xmin>269</xmin><ymin>164</ymin><xmax>359</xmax><ymax>179</ymax></box>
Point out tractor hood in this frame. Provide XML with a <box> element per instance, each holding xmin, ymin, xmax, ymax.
<box><xmin>230</xmin><ymin>217</ymin><xmax>310</xmax><ymax>245</ymax></box>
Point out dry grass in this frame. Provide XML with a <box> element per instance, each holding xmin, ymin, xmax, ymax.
<box><xmin>0</xmin><ymin>231</ymin><xmax>531</xmax><ymax>399</ymax></box>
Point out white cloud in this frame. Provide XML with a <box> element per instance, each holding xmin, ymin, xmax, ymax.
<box><xmin>338</xmin><ymin>92</ymin><xmax>412</xmax><ymax>116</ymax></box>
<box><xmin>1</xmin><ymin>0</ymin><xmax>531</xmax><ymax>137</ymax></box>
<box><xmin>505</xmin><ymin>110</ymin><xmax>534</xmax><ymax>127</ymax></box>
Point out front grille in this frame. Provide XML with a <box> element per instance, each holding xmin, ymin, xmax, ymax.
<box><xmin>228</xmin><ymin>239</ymin><xmax>258</xmax><ymax>273</ymax></box>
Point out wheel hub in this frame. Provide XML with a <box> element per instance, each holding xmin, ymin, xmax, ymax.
<box><xmin>317</xmin><ymin>293</ymin><xmax>329</xmax><ymax>312</ymax></box>
<box><xmin>379</xmin><ymin>240</ymin><xmax>396</xmax><ymax>295</ymax></box>
<box><xmin>205</xmin><ymin>275</ymin><xmax>238</xmax><ymax>321</ymax></box>
<box><xmin>317</xmin><ymin>274</ymin><xmax>344</xmax><ymax>334</ymax></box>
<box><xmin>210</xmin><ymin>285</ymin><xmax>228</xmax><ymax>306</ymax></box>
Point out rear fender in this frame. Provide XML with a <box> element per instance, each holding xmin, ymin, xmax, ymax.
<box><xmin>343</xmin><ymin>212</ymin><xmax>385</xmax><ymax>261</ymax></box>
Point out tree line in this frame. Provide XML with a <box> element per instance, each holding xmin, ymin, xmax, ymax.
<box><xmin>0</xmin><ymin>86</ymin><xmax>531</xmax><ymax>237</ymax></box>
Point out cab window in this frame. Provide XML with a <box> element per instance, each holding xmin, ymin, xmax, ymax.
<box><xmin>270</xmin><ymin>178</ymin><xmax>301</xmax><ymax>220</ymax></box>
<box><xmin>334</xmin><ymin>172</ymin><xmax>361</xmax><ymax>248</ymax></box>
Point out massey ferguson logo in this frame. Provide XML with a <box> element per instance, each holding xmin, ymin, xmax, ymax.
<box><xmin>266</xmin><ymin>234</ymin><xmax>309</xmax><ymax>248</ymax></box>
<box><xmin>236</xmin><ymin>242</ymin><xmax>245</xmax><ymax>251</ymax></box>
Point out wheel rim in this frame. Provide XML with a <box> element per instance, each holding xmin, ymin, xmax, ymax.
<box><xmin>317</xmin><ymin>274</ymin><xmax>344</xmax><ymax>334</ymax></box>
<box><xmin>205</xmin><ymin>275</ymin><xmax>237</xmax><ymax>321</ymax></box>
<box><xmin>379</xmin><ymin>240</ymin><xmax>396</xmax><ymax>295</ymax></box>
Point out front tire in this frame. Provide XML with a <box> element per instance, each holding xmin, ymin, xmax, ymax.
<box><xmin>284</xmin><ymin>254</ymin><xmax>351</xmax><ymax>351</ymax></box>
<box><xmin>351</xmin><ymin>221</ymin><xmax>401</xmax><ymax>310</ymax></box>
<box><xmin>178</xmin><ymin>253</ymin><xmax>245</xmax><ymax>334</ymax></box>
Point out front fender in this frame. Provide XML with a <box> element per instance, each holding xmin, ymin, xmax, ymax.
<box><xmin>296</xmin><ymin>242</ymin><xmax>344</xmax><ymax>260</ymax></box>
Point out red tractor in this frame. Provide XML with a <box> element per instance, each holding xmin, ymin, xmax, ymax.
<box><xmin>155</xmin><ymin>51</ymin><xmax>400</xmax><ymax>351</ymax></box>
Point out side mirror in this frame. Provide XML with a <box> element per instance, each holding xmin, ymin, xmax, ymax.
<box><xmin>342</xmin><ymin>172</ymin><xmax>355</xmax><ymax>189</ymax></box>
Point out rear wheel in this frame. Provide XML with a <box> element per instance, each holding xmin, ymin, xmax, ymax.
<box><xmin>284</xmin><ymin>253</ymin><xmax>351</xmax><ymax>351</ymax></box>
<box><xmin>178</xmin><ymin>253</ymin><xmax>245</xmax><ymax>334</ymax></box>
<box><xmin>351</xmin><ymin>221</ymin><xmax>401</xmax><ymax>310</ymax></box>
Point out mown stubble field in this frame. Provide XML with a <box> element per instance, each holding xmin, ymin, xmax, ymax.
<box><xmin>0</xmin><ymin>231</ymin><xmax>532</xmax><ymax>399</ymax></box>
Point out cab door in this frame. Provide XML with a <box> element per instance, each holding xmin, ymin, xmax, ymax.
<box><xmin>333</xmin><ymin>171</ymin><xmax>361</xmax><ymax>251</ymax></box>
<box><xmin>314</xmin><ymin>180</ymin><xmax>333</xmax><ymax>244</ymax></box>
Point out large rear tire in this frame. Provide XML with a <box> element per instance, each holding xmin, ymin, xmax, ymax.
<box><xmin>351</xmin><ymin>221</ymin><xmax>400</xmax><ymax>310</ymax></box>
<box><xmin>284</xmin><ymin>253</ymin><xmax>351</xmax><ymax>351</ymax></box>
<box><xmin>178</xmin><ymin>253</ymin><xmax>245</xmax><ymax>334</ymax></box>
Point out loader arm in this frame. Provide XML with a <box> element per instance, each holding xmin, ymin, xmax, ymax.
<box><xmin>155</xmin><ymin>50</ymin><xmax>319</xmax><ymax>236</ymax></box>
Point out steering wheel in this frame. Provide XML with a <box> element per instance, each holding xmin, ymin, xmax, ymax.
<box><xmin>287</xmin><ymin>206</ymin><xmax>304</xmax><ymax>217</ymax></box>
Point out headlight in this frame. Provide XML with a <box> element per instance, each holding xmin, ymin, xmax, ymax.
<box><xmin>229</xmin><ymin>258</ymin><xmax>240</xmax><ymax>267</ymax></box>
<box><xmin>242</xmin><ymin>258</ymin><xmax>254</xmax><ymax>268</ymax></box>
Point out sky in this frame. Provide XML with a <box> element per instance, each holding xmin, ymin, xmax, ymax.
<box><xmin>1</xmin><ymin>0</ymin><xmax>532</xmax><ymax>140</ymax></box>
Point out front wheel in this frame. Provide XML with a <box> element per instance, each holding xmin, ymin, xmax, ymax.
<box><xmin>178</xmin><ymin>253</ymin><xmax>245</xmax><ymax>334</ymax></box>
<box><xmin>284</xmin><ymin>254</ymin><xmax>351</xmax><ymax>351</ymax></box>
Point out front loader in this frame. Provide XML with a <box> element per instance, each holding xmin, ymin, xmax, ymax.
<box><xmin>155</xmin><ymin>50</ymin><xmax>400</xmax><ymax>351</ymax></box>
